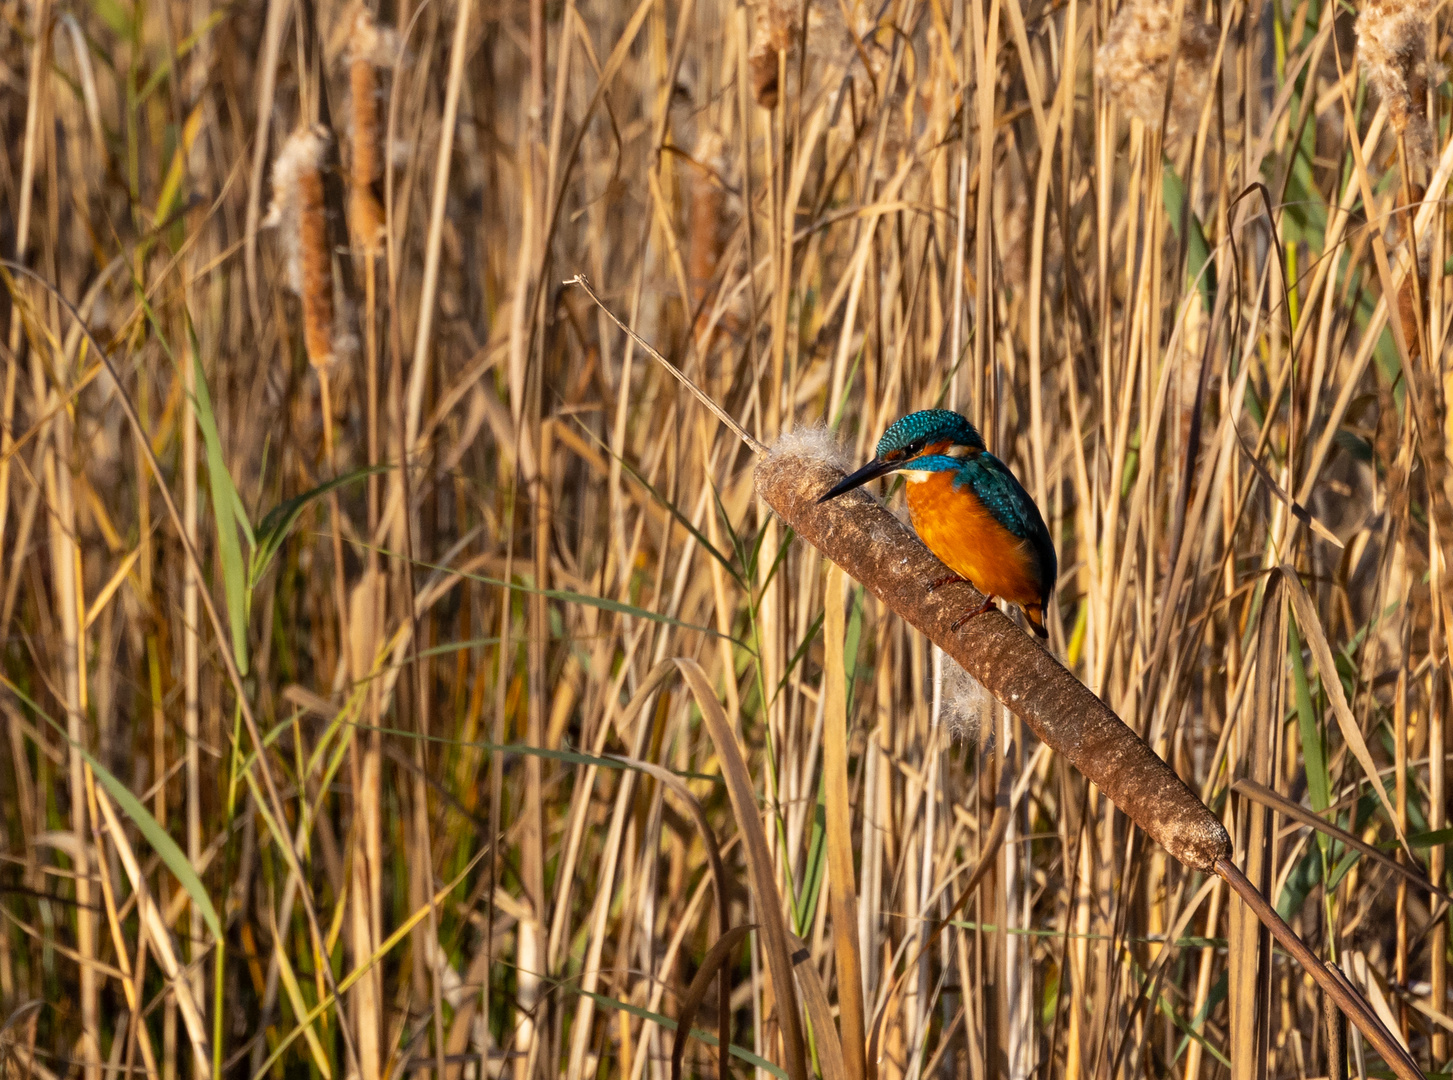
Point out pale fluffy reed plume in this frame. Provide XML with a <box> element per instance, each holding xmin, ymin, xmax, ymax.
<box><xmin>1096</xmin><ymin>0</ymin><xmax>1219</xmax><ymax>144</ymax></box>
<box><xmin>264</xmin><ymin>125</ymin><xmax>336</xmax><ymax>367</ymax></box>
<box><xmin>748</xmin><ymin>0</ymin><xmax>796</xmax><ymax>108</ymax></box>
<box><xmin>748</xmin><ymin>0</ymin><xmax>880</xmax><ymax>111</ymax></box>
<box><xmin>347</xmin><ymin>6</ymin><xmax>398</xmax><ymax>251</ymax></box>
<box><xmin>1356</xmin><ymin>0</ymin><xmax>1435</xmax><ymax>165</ymax></box>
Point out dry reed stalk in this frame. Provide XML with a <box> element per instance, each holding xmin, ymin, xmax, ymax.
<box><xmin>344</xmin><ymin>25</ymin><xmax>391</xmax><ymax>1072</ymax></box>
<box><xmin>0</xmin><ymin>0</ymin><xmax>47</xmax><ymax>568</ymax></box>
<box><xmin>823</xmin><ymin>563</ymin><xmax>868</xmax><ymax>1080</ymax></box>
<box><xmin>265</xmin><ymin>126</ymin><xmax>354</xmax><ymax>762</ymax></box>
<box><xmin>4</xmin><ymin>8</ymin><xmax>96</xmax><ymax>1078</ymax></box>
<box><xmin>757</xmin><ymin>446</ymin><xmax>1428</xmax><ymax>1076</ymax></box>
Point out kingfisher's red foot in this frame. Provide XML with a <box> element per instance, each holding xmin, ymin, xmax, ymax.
<box><xmin>927</xmin><ymin>573</ymin><xmax>968</xmax><ymax>592</ymax></box>
<box><xmin>951</xmin><ymin>596</ymin><xmax>997</xmax><ymax>632</ymax></box>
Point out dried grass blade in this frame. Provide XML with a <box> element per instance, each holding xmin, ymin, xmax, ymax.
<box><xmin>91</xmin><ymin>783</ymin><xmax>211</xmax><ymax>1078</ymax></box>
<box><xmin>1215</xmin><ymin>859</ymin><xmax>1423</xmax><ymax>1079</ymax></box>
<box><xmin>1229</xmin><ymin>585</ymin><xmax>1280</xmax><ymax>1077</ymax></box>
<box><xmin>1282</xmin><ymin>568</ymin><xmax>1409</xmax><ymax>854</ymax></box>
<box><xmin>674</xmin><ymin>658</ymin><xmax>809</xmax><ymax>1080</ymax></box>
<box><xmin>670</xmin><ymin>924</ymin><xmax>753</xmax><ymax>1080</ymax></box>
<box><xmin>568</xmin><ymin>276</ymin><xmax>766</xmax><ymax>455</ymax></box>
<box><xmin>607</xmin><ymin>754</ymin><xmax>733</xmax><ymax>1077</ymax></box>
<box><xmin>1234</xmin><ymin>433</ymin><xmax>1343</xmax><ymax>548</ymax></box>
<box><xmin>787</xmin><ymin>934</ymin><xmax>847</xmax><ymax>1080</ymax></box>
<box><xmin>82</xmin><ymin>543</ymin><xmax>144</xmax><ymax>631</ymax></box>
<box><xmin>251</xmin><ymin>846</ymin><xmax>489</xmax><ymax>1080</ymax></box>
<box><xmin>269</xmin><ymin>907</ymin><xmax>334</xmax><ymax>1078</ymax></box>
<box><xmin>1232</xmin><ymin>779</ymin><xmax>1447</xmax><ymax>901</ymax></box>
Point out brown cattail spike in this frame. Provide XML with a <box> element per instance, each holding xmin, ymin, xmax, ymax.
<box><xmin>1356</xmin><ymin>0</ymin><xmax>1434</xmax><ymax>166</ymax></box>
<box><xmin>347</xmin><ymin>7</ymin><xmax>397</xmax><ymax>250</ymax></box>
<box><xmin>687</xmin><ymin>127</ymin><xmax>726</xmax><ymax>344</ymax></box>
<box><xmin>264</xmin><ymin>126</ymin><xmax>336</xmax><ymax>367</ymax></box>
<box><xmin>1097</xmin><ymin>0</ymin><xmax>1219</xmax><ymax>145</ymax></box>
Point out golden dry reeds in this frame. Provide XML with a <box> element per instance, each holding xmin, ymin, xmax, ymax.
<box><xmin>4</xmin><ymin>0</ymin><xmax>1453</xmax><ymax>1075</ymax></box>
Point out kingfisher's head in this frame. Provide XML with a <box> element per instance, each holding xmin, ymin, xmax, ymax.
<box><xmin>818</xmin><ymin>410</ymin><xmax>985</xmax><ymax>503</ymax></box>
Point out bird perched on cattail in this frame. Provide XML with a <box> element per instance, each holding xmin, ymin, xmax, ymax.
<box><xmin>819</xmin><ymin>410</ymin><xmax>1057</xmax><ymax>638</ymax></box>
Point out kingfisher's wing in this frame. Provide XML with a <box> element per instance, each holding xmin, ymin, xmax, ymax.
<box><xmin>952</xmin><ymin>453</ymin><xmax>1058</xmax><ymax>598</ymax></box>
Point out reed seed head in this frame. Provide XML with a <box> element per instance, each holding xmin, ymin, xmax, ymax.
<box><xmin>263</xmin><ymin>125</ymin><xmax>337</xmax><ymax>367</ymax></box>
<box><xmin>749</xmin><ymin>0</ymin><xmax>796</xmax><ymax>108</ymax></box>
<box><xmin>748</xmin><ymin>0</ymin><xmax>880</xmax><ymax>111</ymax></box>
<box><xmin>1355</xmin><ymin>0</ymin><xmax>1434</xmax><ymax>165</ymax></box>
<box><xmin>1097</xmin><ymin>0</ymin><xmax>1219</xmax><ymax>144</ymax></box>
<box><xmin>688</xmin><ymin>126</ymin><xmax>728</xmax><ymax>330</ymax></box>
<box><xmin>347</xmin><ymin>7</ymin><xmax>398</xmax><ymax>250</ymax></box>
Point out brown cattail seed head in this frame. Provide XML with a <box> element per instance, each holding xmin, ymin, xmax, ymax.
<box><xmin>264</xmin><ymin>126</ymin><xmax>336</xmax><ymax>367</ymax></box>
<box><xmin>1356</xmin><ymin>0</ymin><xmax>1434</xmax><ymax>165</ymax></box>
<box><xmin>1097</xmin><ymin>0</ymin><xmax>1219</xmax><ymax>144</ymax></box>
<box><xmin>347</xmin><ymin>7</ymin><xmax>397</xmax><ymax>249</ymax></box>
<box><xmin>688</xmin><ymin>128</ymin><xmax>726</xmax><ymax>307</ymax></box>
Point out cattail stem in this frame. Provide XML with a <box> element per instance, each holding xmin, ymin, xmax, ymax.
<box><xmin>1215</xmin><ymin>858</ymin><xmax>1422</xmax><ymax>1080</ymax></box>
<box><xmin>317</xmin><ymin>366</ymin><xmax>350</xmax><ymax>675</ymax></box>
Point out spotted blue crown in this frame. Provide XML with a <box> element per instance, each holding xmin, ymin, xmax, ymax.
<box><xmin>876</xmin><ymin>409</ymin><xmax>986</xmax><ymax>458</ymax></box>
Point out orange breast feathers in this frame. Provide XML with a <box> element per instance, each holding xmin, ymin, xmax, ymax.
<box><xmin>904</xmin><ymin>470</ymin><xmax>1045</xmax><ymax>608</ymax></box>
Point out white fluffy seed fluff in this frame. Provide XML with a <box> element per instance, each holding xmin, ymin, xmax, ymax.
<box><xmin>769</xmin><ymin>425</ymin><xmax>853</xmax><ymax>474</ymax></box>
<box><xmin>1355</xmin><ymin>0</ymin><xmax>1435</xmax><ymax>165</ymax></box>
<box><xmin>1096</xmin><ymin>0</ymin><xmax>1219</xmax><ymax>143</ymax></box>
<box><xmin>348</xmin><ymin>6</ymin><xmax>399</xmax><ymax>67</ymax></box>
<box><xmin>262</xmin><ymin>127</ymin><xmax>330</xmax><ymax>296</ymax></box>
<box><xmin>940</xmin><ymin>659</ymin><xmax>994</xmax><ymax>745</ymax></box>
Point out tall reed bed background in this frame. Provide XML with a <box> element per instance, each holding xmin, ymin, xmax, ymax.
<box><xmin>1</xmin><ymin>0</ymin><xmax>1451</xmax><ymax>1073</ymax></box>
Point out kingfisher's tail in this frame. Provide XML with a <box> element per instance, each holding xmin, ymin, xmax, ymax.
<box><xmin>1025</xmin><ymin>604</ymin><xmax>1049</xmax><ymax>639</ymax></box>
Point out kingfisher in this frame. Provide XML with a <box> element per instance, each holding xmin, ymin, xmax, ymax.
<box><xmin>819</xmin><ymin>409</ymin><xmax>1057</xmax><ymax>638</ymax></box>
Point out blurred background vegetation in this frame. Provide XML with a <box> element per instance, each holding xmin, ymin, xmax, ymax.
<box><xmin>1</xmin><ymin>0</ymin><xmax>1451</xmax><ymax>1073</ymax></box>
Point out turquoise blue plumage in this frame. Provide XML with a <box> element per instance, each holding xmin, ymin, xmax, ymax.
<box><xmin>821</xmin><ymin>409</ymin><xmax>1058</xmax><ymax>637</ymax></box>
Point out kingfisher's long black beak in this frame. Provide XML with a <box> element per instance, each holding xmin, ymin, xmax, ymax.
<box><xmin>818</xmin><ymin>457</ymin><xmax>900</xmax><ymax>503</ymax></box>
